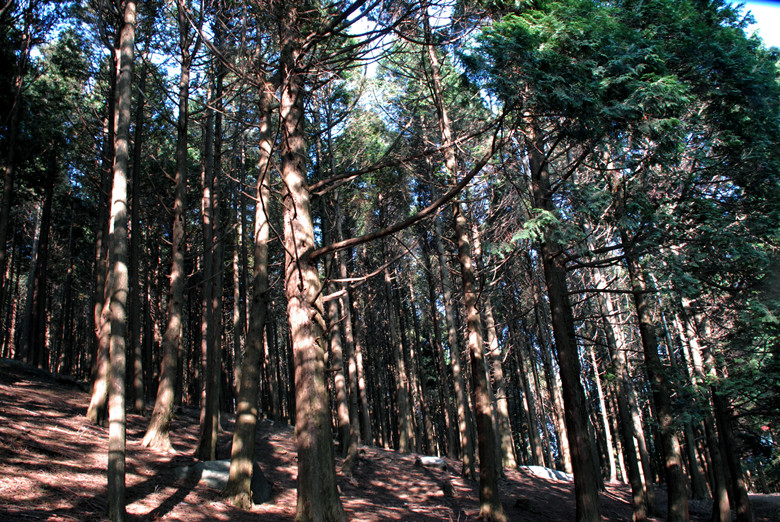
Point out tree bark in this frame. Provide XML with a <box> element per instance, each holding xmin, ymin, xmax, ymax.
<box><xmin>224</xmin><ymin>76</ymin><xmax>273</xmax><ymax>507</ymax></box>
<box><xmin>677</xmin><ymin>300</ymin><xmax>729</xmax><ymax>521</ymax></box>
<box><xmin>107</xmin><ymin>1</ymin><xmax>135</xmax><ymax>517</ymax></box>
<box><xmin>454</xmin><ymin>201</ymin><xmax>507</xmax><ymax>521</ymax></box>
<box><xmin>128</xmin><ymin>48</ymin><xmax>147</xmax><ymax>413</ymax></box>
<box><xmin>279</xmin><ymin>8</ymin><xmax>345</xmax><ymax>518</ymax></box>
<box><xmin>471</xmin><ymin>220</ymin><xmax>517</xmax><ymax>470</ymax></box>
<box><xmin>86</xmin><ymin>46</ymin><xmax>118</xmax><ymax>427</ymax></box>
<box><xmin>194</xmin><ymin>81</ymin><xmax>218</xmax><ymax>462</ymax></box>
<box><xmin>595</xmin><ymin>268</ymin><xmax>648</xmax><ymax>520</ymax></box>
<box><xmin>422</xmin><ymin>242</ymin><xmax>457</xmax><ymax>458</ymax></box>
<box><xmin>142</xmin><ymin>11</ymin><xmax>193</xmax><ymax>450</ymax></box>
<box><xmin>434</xmin><ymin>216</ymin><xmax>475</xmax><ymax>476</ymax></box>
<box><xmin>622</xmin><ymin>237</ymin><xmax>688</xmax><ymax>522</ymax></box>
<box><xmin>528</xmin><ymin>131</ymin><xmax>600</xmax><ymax>521</ymax></box>
<box><xmin>512</xmin><ymin>323</ymin><xmax>545</xmax><ymax>466</ymax></box>
<box><xmin>384</xmin><ymin>264</ymin><xmax>413</xmax><ymax>453</ymax></box>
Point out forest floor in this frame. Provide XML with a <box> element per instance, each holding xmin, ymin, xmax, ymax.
<box><xmin>0</xmin><ymin>358</ymin><xmax>778</xmax><ymax>521</ymax></box>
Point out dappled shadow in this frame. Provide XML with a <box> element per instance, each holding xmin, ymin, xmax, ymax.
<box><xmin>3</xmin><ymin>357</ymin><xmax>780</xmax><ymax>521</ymax></box>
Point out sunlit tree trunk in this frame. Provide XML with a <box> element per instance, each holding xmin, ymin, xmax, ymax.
<box><xmin>588</xmin><ymin>343</ymin><xmax>617</xmax><ymax>482</ymax></box>
<box><xmin>107</xmin><ymin>1</ymin><xmax>135</xmax><ymax>517</ymax></box>
<box><xmin>471</xmin><ymin>219</ymin><xmax>517</xmax><ymax>469</ymax></box>
<box><xmin>454</xmin><ymin>201</ymin><xmax>507</xmax><ymax>521</ymax></box>
<box><xmin>87</xmin><ymin>44</ymin><xmax>118</xmax><ymax>427</ymax></box>
<box><xmin>224</xmin><ymin>76</ymin><xmax>274</xmax><ymax>508</ymax></box>
<box><xmin>279</xmin><ymin>7</ymin><xmax>344</xmax><ymax>518</ymax></box>
<box><xmin>143</xmin><ymin>5</ymin><xmax>194</xmax><ymax>450</ymax></box>
<box><xmin>435</xmin><ymin>217</ymin><xmax>475</xmax><ymax>476</ymax></box>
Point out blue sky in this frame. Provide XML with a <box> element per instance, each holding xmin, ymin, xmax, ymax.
<box><xmin>731</xmin><ymin>1</ymin><xmax>780</xmax><ymax>48</ymax></box>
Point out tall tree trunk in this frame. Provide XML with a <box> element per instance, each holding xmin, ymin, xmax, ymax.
<box><xmin>422</xmin><ymin>242</ymin><xmax>457</xmax><ymax>458</ymax></box>
<box><xmin>128</xmin><ymin>51</ymin><xmax>147</xmax><ymax>414</ymax></box>
<box><xmin>595</xmin><ymin>267</ymin><xmax>648</xmax><ymax>520</ymax></box>
<box><xmin>435</xmin><ymin>216</ymin><xmax>475</xmax><ymax>477</ymax></box>
<box><xmin>107</xmin><ymin>1</ymin><xmax>135</xmax><ymax>518</ymax></box>
<box><xmin>588</xmin><ymin>343</ymin><xmax>617</xmax><ymax>482</ymax></box>
<box><xmin>86</xmin><ymin>48</ymin><xmax>118</xmax><ymax>427</ymax></box>
<box><xmin>326</xmin><ymin>258</ymin><xmax>352</xmax><ymax>457</ymax></box>
<box><xmin>532</xmin><ymin>287</ymin><xmax>572</xmax><ymax>473</ymax></box>
<box><xmin>352</xmin><ymin>286</ymin><xmax>373</xmax><ymax>445</ymax></box>
<box><xmin>384</xmin><ymin>264</ymin><xmax>413</xmax><ymax>453</ymax></box>
<box><xmin>420</xmin><ymin>8</ymin><xmax>503</xmax><ymax>510</ymax></box>
<box><xmin>195</xmin><ymin>82</ymin><xmax>218</xmax><ymax>461</ymax></box>
<box><xmin>621</xmin><ymin>236</ymin><xmax>688</xmax><ymax>522</ymax></box>
<box><xmin>677</xmin><ymin>300</ymin><xmax>730</xmax><ymax>521</ymax></box>
<box><xmin>334</xmin><ymin>206</ymin><xmax>361</xmax><ymax>470</ymax></box>
<box><xmin>0</xmin><ymin>2</ymin><xmax>33</xmax><ymax>348</ymax></box>
<box><xmin>24</xmin><ymin>153</ymin><xmax>56</xmax><ymax>369</ymax></box>
<box><xmin>279</xmin><ymin>9</ymin><xmax>344</xmax><ymax>518</ymax></box>
<box><xmin>142</xmin><ymin>15</ymin><xmax>193</xmax><ymax>450</ymax></box>
<box><xmin>471</xmin><ymin>219</ymin><xmax>517</xmax><ymax>470</ymax></box>
<box><xmin>687</xmin><ymin>300</ymin><xmax>752</xmax><ymax>522</ymax></box>
<box><xmin>18</xmin><ymin>203</ymin><xmax>42</xmax><ymax>365</ymax></box>
<box><xmin>224</xmin><ymin>76</ymin><xmax>273</xmax><ymax>508</ymax></box>
<box><xmin>528</xmin><ymin>132</ymin><xmax>600</xmax><ymax>522</ymax></box>
<box><xmin>512</xmin><ymin>323</ymin><xmax>545</xmax><ymax>466</ymax></box>
<box><xmin>454</xmin><ymin>201</ymin><xmax>507</xmax><ymax>521</ymax></box>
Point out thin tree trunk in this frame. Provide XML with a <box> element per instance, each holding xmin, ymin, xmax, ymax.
<box><xmin>128</xmin><ymin>51</ymin><xmax>147</xmax><ymax>414</ymax></box>
<box><xmin>107</xmin><ymin>1</ymin><xmax>135</xmax><ymax>517</ymax></box>
<box><xmin>677</xmin><ymin>300</ymin><xmax>729</xmax><ymax>521</ymax></box>
<box><xmin>26</xmin><ymin>154</ymin><xmax>56</xmax><ymax>369</ymax></box>
<box><xmin>435</xmin><ymin>216</ymin><xmax>475</xmax><ymax>477</ymax></box>
<box><xmin>142</xmin><ymin>19</ymin><xmax>192</xmax><ymax>450</ymax></box>
<box><xmin>195</xmin><ymin>83</ymin><xmax>218</xmax><ymax>461</ymax></box>
<box><xmin>588</xmin><ymin>343</ymin><xmax>617</xmax><ymax>482</ymax></box>
<box><xmin>326</xmin><ymin>260</ymin><xmax>352</xmax><ymax>457</ymax></box>
<box><xmin>224</xmin><ymin>76</ymin><xmax>273</xmax><ymax>507</ymax></box>
<box><xmin>454</xmin><ymin>201</ymin><xmax>506</xmax><ymax>521</ymax></box>
<box><xmin>384</xmin><ymin>264</ymin><xmax>413</xmax><ymax>453</ymax></box>
<box><xmin>422</xmin><ymin>242</ymin><xmax>457</xmax><ymax>458</ymax></box>
<box><xmin>352</xmin><ymin>287</ymin><xmax>373</xmax><ymax>445</ymax></box>
<box><xmin>334</xmin><ymin>206</ymin><xmax>360</xmax><ymax>471</ymax></box>
<box><xmin>528</xmin><ymin>130</ymin><xmax>600</xmax><ymax>521</ymax></box>
<box><xmin>687</xmin><ymin>300</ymin><xmax>752</xmax><ymax>521</ymax></box>
<box><xmin>622</xmin><ymin>237</ymin><xmax>688</xmax><ymax>522</ymax></box>
<box><xmin>512</xmin><ymin>322</ymin><xmax>545</xmax><ymax>466</ymax></box>
<box><xmin>596</xmin><ymin>272</ymin><xmax>648</xmax><ymax>520</ymax></box>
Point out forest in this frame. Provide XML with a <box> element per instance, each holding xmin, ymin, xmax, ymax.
<box><xmin>0</xmin><ymin>0</ymin><xmax>779</xmax><ymax>520</ymax></box>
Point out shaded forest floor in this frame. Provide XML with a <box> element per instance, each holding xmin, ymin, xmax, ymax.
<box><xmin>1</xmin><ymin>358</ymin><xmax>778</xmax><ymax>521</ymax></box>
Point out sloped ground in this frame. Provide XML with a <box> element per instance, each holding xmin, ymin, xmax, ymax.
<box><xmin>0</xmin><ymin>358</ymin><xmax>777</xmax><ymax>521</ymax></box>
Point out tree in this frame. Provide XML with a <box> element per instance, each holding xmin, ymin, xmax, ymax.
<box><xmin>106</xmin><ymin>0</ymin><xmax>136</xmax><ymax>518</ymax></box>
<box><xmin>143</xmin><ymin>0</ymin><xmax>200</xmax><ymax>452</ymax></box>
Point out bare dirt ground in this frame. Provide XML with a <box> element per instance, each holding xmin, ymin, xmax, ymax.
<box><xmin>1</xmin><ymin>358</ymin><xmax>778</xmax><ymax>521</ymax></box>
